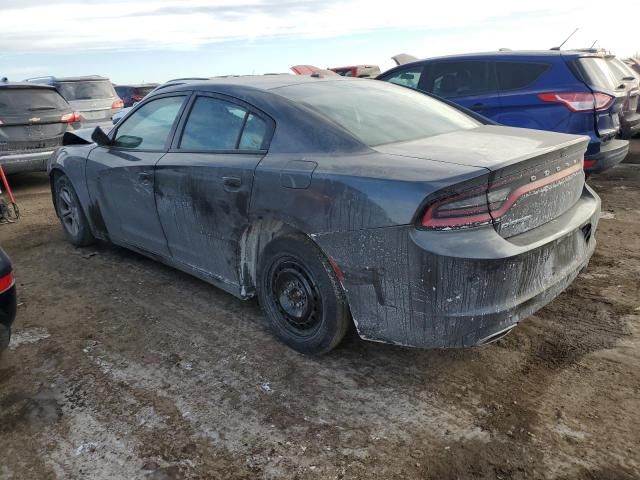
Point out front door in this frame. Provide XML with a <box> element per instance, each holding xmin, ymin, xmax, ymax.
<box><xmin>154</xmin><ymin>93</ymin><xmax>272</xmax><ymax>286</ymax></box>
<box><xmin>86</xmin><ymin>94</ymin><xmax>188</xmax><ymax>256</ymax></box>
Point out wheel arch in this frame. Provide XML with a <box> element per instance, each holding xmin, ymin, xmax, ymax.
<box><xmin>238</xmin><ymin>216</ymin><xmax>343</xmax><ymax>299</ymax></box>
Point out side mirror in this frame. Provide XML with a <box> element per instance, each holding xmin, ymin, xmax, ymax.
<box><xmin>91</xmin><ymin>126</ymin><xmax>112</xmax><ymax>146</ymax></box>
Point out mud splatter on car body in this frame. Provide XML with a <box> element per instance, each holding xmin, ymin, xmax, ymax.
<box><xmin>48</xmin><ymin>76</ymin><xmax>600</xmax><ymax>349</ymax></box>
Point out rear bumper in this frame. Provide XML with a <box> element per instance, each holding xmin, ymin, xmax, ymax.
<box><xmin>314</xmin><ymin>187</ymin><xmax>600</xmax><ymax>348</ymax></box>
<box><xmin>0</xmin><ymin>284</ymin><xmax>16</xmax><ymax>351</ymax></box>
<box><xmin>0</xmin><ymin>150</ymin><xmax>53</xmax><ymax>173</ymax></box>
<box><xmin>585</xmin><ymin>139</ymin><xmax>629</xmax><ymax>174</ymax></box>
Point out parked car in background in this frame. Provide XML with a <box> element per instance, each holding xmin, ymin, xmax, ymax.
<box><xmin>26</xmin><ymin>75</ymin><xmax>123</xmax><ymax>129</ymax></box>
<box><xmin>0</xmin><ymin>246</ymin><xmax>16</xmax><ymax>352</ymax></box>
<box><xmin>623</xmin><ymin>58</ymin><xmax>640</xmax><ymax>78</ymax></box>
<box><xmin>50</xmin><ymin>76</ymin><xmax>599</xmax><ymax>354</ymax></box>
<box><xmin>0</xmin><ymin>80</ymin><xmax>79</xmax><ymax>173</ymax></box>
<box><xmin>604</xmin><ymin>56</ymin><xmax>640</xmax><ymax>138</ymax></box>
<box><xmin>377</xmin><ymin>50</ymin><xmax>629</xmax><ymax>174</ymax></box>
<box><xmin>329</xmin><ymin>65</ymin><xmax>381</xmax><ymax>78</ymax></box>
<box><xmin>113</xmin><ymin>83</ymin><xmax>159</xmax><ymax>107</ymax></box>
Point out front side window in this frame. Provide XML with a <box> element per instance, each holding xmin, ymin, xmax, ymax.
<box><xmin>113</xmin><ymin>96</ymin><xmax>185</xmax><ymax>150</ymax></box>
<box><xmin>277</xmin><ymin>80</ymin><xmax>480</xmax><ymax>146</ymax></box>
<box><xmin>180</xmin><ymin>96</ymin><xmax>267</xmax><ymax>151</ymax></box>
<box><xmin>383</xmin><ymin>67</ymin><xmax>423</xmax><ymax>89</ymax></box>
<box><xmin>428</xmin><ymin>61</ymin><xmax>495</xmax><ymax>98</ymax></box>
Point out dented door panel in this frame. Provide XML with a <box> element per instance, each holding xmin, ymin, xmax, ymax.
<box><xmin>155</xmin><ymin>152</ymin><xmax>264</xmax><ymax>285</ymax></box>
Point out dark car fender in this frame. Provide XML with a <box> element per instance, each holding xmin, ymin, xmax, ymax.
<box><xmin>48</xmin><ymin>144</ymin><xmax>101</xmax><ymax>237</ymax></box>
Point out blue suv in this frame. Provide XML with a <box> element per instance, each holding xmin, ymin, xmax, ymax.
<box><xmin>377</xmin><ymin>51</ymin><xmax>630</xmax><ymax>174</ymax></box>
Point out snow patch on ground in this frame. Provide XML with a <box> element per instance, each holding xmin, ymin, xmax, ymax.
<box><xmin>9</xmin><ymin>327</ymin><xmax>50</xmax><ymax>350</ymax></box>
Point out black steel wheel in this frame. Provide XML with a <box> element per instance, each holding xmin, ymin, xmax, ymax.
<box><xmin>54</xmin><ymin>174</ymin><xmax>95</xmax><ymax>247</ymax></box>
<box><xmin>257</xmin><ymin>233</ymin><xmax>350</xmax><ymax>355</ymax></box>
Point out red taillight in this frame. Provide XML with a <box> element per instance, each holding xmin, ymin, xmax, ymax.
<box><xmin>421</xmin><ymin>184</ymin><xmax>494</xmax><ymax>229</ymax></box>
<box><xmin>61</xmin><ymin>111</ymin><xmax>81</xmax><ymax>123</ymax></box>
<box><xmin>0</xmin><ymin>271</ymin><xmax>14</xmax><ymax>294</ymax></box>
<box><xmin>111</xmin><ymin>99</ymin><xmax>124</xmax><ymax>109</ymax></box>
<box><xmin>538</xmin><ymin>92</ymin><xmax>613</xmax><ymax>112</ymax></box>
<box><xmin>584</xmin><ymin>159</ymin><xmax>597</xmax><ymax>169</ymax></box>
<box><xmin>421</xmin><ymin>162</ymin><xmax>584</xmax><ymax>230</ymax></box>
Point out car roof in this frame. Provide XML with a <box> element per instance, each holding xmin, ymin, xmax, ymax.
<box><xmin>26</xmin><ymin>75</ymin><xmax>110</xmax><ymax>83</ymax></box>
<box><xmin>115</xmin><ymin>83</ymin><xmax>159</xmax><ymax>87</ymax></box>
<box><xmin>0</xmin><ymin>81</ymin><xmax>58</xmax><ymax>90</ymax></box>
<box><xmin>157</xmin><ymin>74</ymin><xmax>352</xmax><ymax>93</ymax></box>
<box><xmin>394</xmin><ymin>49</ymin><xmax>596</xmax><ymax>67</ymax></box>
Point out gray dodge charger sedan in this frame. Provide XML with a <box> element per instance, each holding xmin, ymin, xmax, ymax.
<box><xmin>48</xmin><ymin>75</ymin><xmax>600</xmax><ymax>354</ymax></box>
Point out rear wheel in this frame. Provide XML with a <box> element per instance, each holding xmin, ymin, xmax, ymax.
<box><xmin>257</xmin><ymin>234</ymin><xmax>350</xmax><ymax>355</ymax></box>
<box><xmin>54</xmin><ymin>174</ymin><xmax>95</xmax><ymax>247</ymax></box>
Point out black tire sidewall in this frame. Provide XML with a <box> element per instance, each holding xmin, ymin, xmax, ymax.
<box><xmin>257</xmin><ymin>234</ymin><xmax>348</xmax><ymax>355</ymax></box>
<box><xmin>54</xmin><ymin>175</ymin><xmax>94</xmax><ymax>247</ymax></box>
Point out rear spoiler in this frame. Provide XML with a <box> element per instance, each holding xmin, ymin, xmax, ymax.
<box><xmin>290</xmin><ymin>65</ymin><xmax>339</xmax><ymax>76</ymax></box>
<box><xmin>62</xmin><ymin>128</ymin><xmax>105</xmax><ymax>146</ymax></box>
<box><xmin>391</xmin><ymin>53</ymin><xmax>419</xmax><ymax>66</ymax></box>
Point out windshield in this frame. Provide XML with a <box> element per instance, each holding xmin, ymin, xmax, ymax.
<box><xmin>0</xmin><ymin>88</ymin><xmax>69</xmax><ymax>114</ymax></box>
<box><xmin>58</xmin><ymin>80</ymin><xmax>116</xmax><ymax>101</ymax></box>
<box><xmin>276</xmin><ymin>80</ymin><xmax>480</xmax><ymax>146</ymax></box>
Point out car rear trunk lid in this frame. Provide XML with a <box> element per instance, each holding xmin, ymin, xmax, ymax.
<box><xmin>0</xmin><ymin>87</ymin><xmax>71</xmax><ymax>154</ymax></box>
<box><xmin>376</xmin><ymin>125</ymin><xmax>588</xmax><ymax>238</ymax></box>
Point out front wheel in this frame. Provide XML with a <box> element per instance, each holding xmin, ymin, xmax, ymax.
<box><xmin>54</xmin><ymin>174</ymin><xmax>95</xmax><ymax>247</ymax></box>
<box><xmin>257</xmin><ymin>234</ymin><xmax>350</xmax><ymax>355</ymax></box>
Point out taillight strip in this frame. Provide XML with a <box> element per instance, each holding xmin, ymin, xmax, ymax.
<box><xmin>423</xmin><ymin>162</ymin><xmax>583</xmax><ymax>228</ymax></box>
<box><xmin>489</xmin><ymin>162</ymin><xmax>583</xmax><ymax>220</ymax></box>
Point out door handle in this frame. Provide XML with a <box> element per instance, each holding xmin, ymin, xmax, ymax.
<box><xmin>223</xmin><ymin>176</ymin><xmax>242</xmax><ymax>191</ymax></box>
<box><xmin>138</xmin><ymin>172</ymin><xmax>153</xmax><ymax>185</ymax></box>
<box><xmin>470</xmin><ymin>103</ymin><xmax>485</xmax><ymax>111</ymax></box>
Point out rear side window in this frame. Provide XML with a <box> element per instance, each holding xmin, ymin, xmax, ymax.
<box><xmin>58</xmin><ymin>81</ymin><xmax>116</xmax><ymax>100</ymax></box>
<box><xmin>383</xmin><ymin>67</ymin><xmax>423</xmax><ymax>89</ymax></box>
<box><xmin>0</xmin><ymin>88</ymin><xmax>69</xmax><ymax>114</ymax></box>
<box><xmin>428</xmin><ymin>61</ymin><xmax>496</xmax><ymax>98</ymax></box>
<box><xmin>497</xmin><ymin>62</ymin><xmax>549</xmax><ymax>91</ymax></box>
<box><xmin>113</xmin><ymin>96</ymin><xmax>185</xmax><ymax>150</ymax></box>
<box><xmin>575</xmin><ymin>57</ymin><xmax>621</xmax><ymax>91</ymax></box>
<box><xmin>179</xmin><ymin>96</ymin><xmax>267</xmax><ymax>151</ymax></box>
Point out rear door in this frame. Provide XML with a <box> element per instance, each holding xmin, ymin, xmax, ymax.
<box><xmin>571</xmin><ymin>56</ymin><xmax>626</xmax><ymax>140</ymax></box>
<box><xmin>86</xmin><ymin>94</ymin><xmax>188</xmax><ymax>255</ymax></box>
<box><xmin>420</xmin><ymin>60</ymin><xmax>502</xmax><ymax>117</ymax></box>
<box><xmin>0</xmin><ymin>87</ymin><xmax>72</xmax><ymax>156</ymax></box>
<box><xmin>155</xmin><ymin>93</ymin><xmax>273</xmax><ymax>286</ymax></box>
<box><xmin>495</xmin><ymin>61</ymin><xmax>552</xmax><ymax>129</ymax></box>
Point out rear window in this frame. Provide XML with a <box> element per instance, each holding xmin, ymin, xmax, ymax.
<box><xmin>58</xmin><ymin>81</ymin><xmax>116</xmax><ymax>101</ymax></box>
<box><xmin>0</xmin><ymin>88</ymin><xmax>69</xmax><ymax>114</ymax></box>
<box><xmin>575</xmin><ymin>57</ymin><xmax>621</xmax><ymax>91</ymax></box>
<box><xmin>276</xmin><ymin>80</ymin><xmax>480</xmax><ymax>146</ymax></box>
<box><xmin>606</xmin><ymin>58</ymin><xmax>638</xmax><ymax>82</ymax></box>
<box><xmin>497</xmin><ymin>62</ymin><xmax>549</xmax><ymax>91</ymax></box>
<box><xmin>133</xmin><ymin>86</ymin><xmax>157</xmax><ymax>96</ymax></box>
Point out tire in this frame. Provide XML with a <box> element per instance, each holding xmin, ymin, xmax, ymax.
<box><xmin>257</xmin><ymin>233</ymin><xmax>350</xmax><ymax>355</ymax></box>
<box><xmin>54</xmin><ymin>174</ymin><xmax>96</xmax><ymax>247</ymax></box>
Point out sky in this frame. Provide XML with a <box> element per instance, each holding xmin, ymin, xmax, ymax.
<box><xmin>1</xmin><ymin>0</ymin><xmax>638</xmax><ymax>84</ymax></box>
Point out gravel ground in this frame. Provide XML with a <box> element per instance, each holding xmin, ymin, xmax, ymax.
<box><xmin>1</xmin><ymin>150</ymin><xmax>639</xmax><ymax>479</ymax></box>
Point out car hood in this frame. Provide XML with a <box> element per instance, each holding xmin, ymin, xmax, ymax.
<box><xmin>374</xmin><ymin>125</ymin><xmax>589</xmax><ymax>172</ymax></box>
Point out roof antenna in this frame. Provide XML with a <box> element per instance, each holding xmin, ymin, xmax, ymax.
<box><xmin>589</xmin><ymin>40</ymin><xmax>598</xmax><ymax>49</ymax></box>
<box><xmin>551</xmin><ymin>27</ymin><xmax>579</xmax><ymax>50</ymax></box>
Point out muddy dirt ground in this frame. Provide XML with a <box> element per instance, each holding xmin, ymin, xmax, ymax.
<box><xmin>1</xmin><ymin>149</ymin><xmax>639</xmax><ymax>480</ymax></box>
